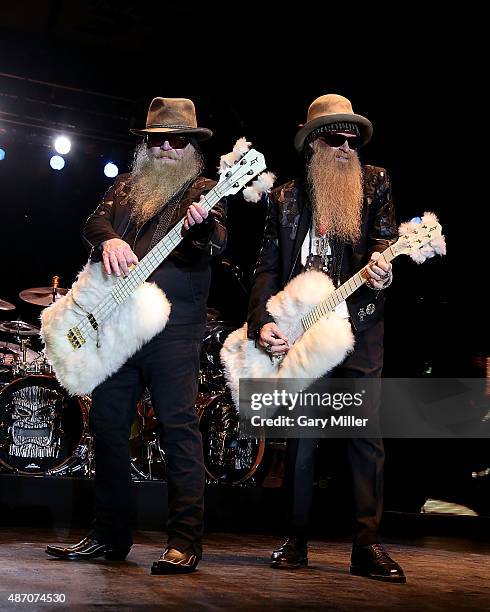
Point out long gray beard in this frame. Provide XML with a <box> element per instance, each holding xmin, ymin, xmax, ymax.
<box><xmin>307</xmin><ymin>142</ymin><xmax>363</xmax><ymax>244</ymax></box>
<box><xmin>129</xmin><ymin>143</ymin><xmax>203</xmax><ymax>226</ymax></box>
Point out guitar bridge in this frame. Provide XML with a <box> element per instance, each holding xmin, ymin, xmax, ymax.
<box><xmin>67</xmin><ymin>327</ymin><xmax>86</xmax><ymax>350</ymax></box>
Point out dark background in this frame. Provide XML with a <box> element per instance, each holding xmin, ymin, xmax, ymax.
<box><xmin>0</xmin><ymin>2</ymin><xmax>488</xmax><ymax>513</ymax></box>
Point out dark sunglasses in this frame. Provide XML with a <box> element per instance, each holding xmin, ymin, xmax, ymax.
<box><xmin>146</xmin><ymin>133</ymin><xmax>191</xmax><ymax>149</ymax></box>
<box><xmin>316</xmin><ymin>133</ymin><xmax>362</xmax><ymax>150</ymax></box>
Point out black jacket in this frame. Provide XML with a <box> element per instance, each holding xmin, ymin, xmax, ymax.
<box><xmin>247</xmin><ymin>165</ymin><xmax>397</xmax><ymax>338</ymax></box>
<box><xmin>83</xmin><ymin>173</ymin><xmax>227</xmax><ymax>325</ymax></box>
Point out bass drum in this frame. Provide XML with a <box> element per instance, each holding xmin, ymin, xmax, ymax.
<box><xmin>197</xmin><ymin>392</ymin><xmax>265</xmax><ymax>485</ymax></box>
<box><xmin>0</xmin><ymin>375</ymin><xmax>90</xmax><ymax>476</ymax></box>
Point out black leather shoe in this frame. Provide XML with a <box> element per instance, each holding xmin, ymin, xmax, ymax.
<box><xmin>350</xmin><ymin>543</ymin><xmax>406</xmax><ymax>583</ymax></box>
<box><xmin>45</xmin><ymin>535</ymin><xmax>131</xmax><ymax>561</ymax></box>
<box><xmin>151</xmin><ymin>548</ymin><xmax>199</xmax><ymax>574</ymax></box>
<box><xmin>270</xmin><ymin>537</ymin><xmax>308</xmax><ymax>569</ymax></box>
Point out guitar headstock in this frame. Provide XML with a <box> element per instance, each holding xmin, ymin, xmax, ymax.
<box><xmin>392</xmin><ymin>212</ymin><xmax>446</xmax><ymax>263</ymax></box>
<box><xmin>217</xmin><ymin>149</ymin><xmax>267</xmax><ymax>196</ymax></box>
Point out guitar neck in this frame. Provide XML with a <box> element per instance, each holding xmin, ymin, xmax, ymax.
<box><xmin>67</xmin><ymin>146</ymin><xmax>268</xmax><ymax>347</ymax></box>
<box><xmin>110</xmin><ymin>184</ymin><xmax>224</xmax><ymax>303</ymax></box>
<box><xmin>302</xmin><ymin>244</ymin><xmax>398</xmax><ymax>330</ymax></box>
<box><xmin>82</xmin><ymin>183</ymin><xmax>225</xmax><ymax>335</ymax></box>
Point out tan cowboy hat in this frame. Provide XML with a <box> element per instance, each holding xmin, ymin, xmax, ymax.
<box><xmin>294</xmin><ymin>94</ymin><xmax>373</xmax><ymax>152</ymax></box>
<box><xmin>130</xmin><ymin>97</ymin><xmax>213</xmax><ymax>141</ymax></box>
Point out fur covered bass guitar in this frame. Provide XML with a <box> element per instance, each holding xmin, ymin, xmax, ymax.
<box><xmin>220</xmin><ymin>213</ymin><xmax>446</xmax><ymax>406</ymax></box>
<box><xmin>41</xmin><ymin>139</ymin><xmax>273</xmax><ymax>396</ymax></box>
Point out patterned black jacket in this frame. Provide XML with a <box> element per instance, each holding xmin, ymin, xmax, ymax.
<box><xmin>247</xmin><ymin>165</ymin><xmax>397</xmax><ymax>338</ymax></box>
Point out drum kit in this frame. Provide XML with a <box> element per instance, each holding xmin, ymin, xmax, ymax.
<box><xmin>0</xmin><ymin>269</ymin><xmax>265</xmax><ymax>484</ymax></box>
<box><xmin>0</xmin><ymin>282</ymin><xmax>84</xmax><ymax>476</ymax></box>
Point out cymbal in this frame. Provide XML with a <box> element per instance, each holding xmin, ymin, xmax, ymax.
<box><xmin>19</xmin><ymin>286</ymin><xmax>68</xmax><ymax>307</ymax></box>
<box><xmin>0</xmin><ymin>320</ymin><xmax>40</xmax><ymax>336</ymax></box>
<box><xmin>0</xmin><ymin>298</ymin><xmax>15</xmax><ymax>311</ymax></box>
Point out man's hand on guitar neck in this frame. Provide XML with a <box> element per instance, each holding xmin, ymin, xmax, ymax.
<box><xmin>101</xmin><ymin>238</ymin><xmax>139</xmax><ymax>276</ymax></box>
<box><xmin>183</xmin><ymin>201</ymin><xmax>209</xmax><ymax>231</ymax></box>
<box><xmin>366</xmin><ymin>251</ymin><xmax>393</xmax><ymax>289</ymax></box>
<box><xmin>259</xmin><ymin>323</ymin><xmax>290</xmax><ymax>356</ymax></box>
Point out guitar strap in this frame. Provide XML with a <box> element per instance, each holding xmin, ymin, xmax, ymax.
<box><xmin>148</xmin><ymin>175</ymin><xmax>198</xmax><ymax>250</ymax></box>
<box><xmin>329</xmin><ymin>236</ymin><xmax>345</xmax><ymax>286</ymax></box>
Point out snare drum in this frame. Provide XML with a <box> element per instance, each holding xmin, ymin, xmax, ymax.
<box><xmin>0</xmin><ymin>341</ymin><xmax>41</xmax><ymax>379</ymax></box>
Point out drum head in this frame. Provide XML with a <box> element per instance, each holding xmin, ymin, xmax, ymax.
<box><xmin>0</xmin><ymin>375</ymin><xmax>88</xmax><ymax>475</ymax></box>
<box><xmin>198</xmin><ymin>392</ymin><xmax>265</xmax><ymax>484</ymax></box>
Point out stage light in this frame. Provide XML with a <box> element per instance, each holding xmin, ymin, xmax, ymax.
<box><xmin>104</xmin><ymin>162</ymin><xmax>118</xmax><ymax>178</ymax></box>
<box><xmin>54</xmin><ymin>136</ymin><xmax>71</xmax><ymax>155</ymax></box>
<box><xmin>0</xmin><ymin>148</ymin><xmax>5</xmax><ymax>161</ymax></box>
<box><xmin>50</xmin><ymin>155</ymin><xmax>65</xmax><ymax>171</ymax></box>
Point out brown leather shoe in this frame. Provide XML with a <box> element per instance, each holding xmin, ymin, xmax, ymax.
<box><xmin>151</xmin><ymin>548</ymin><xmax>199</xmax><ymax>574</ymax></box>
<box><xmin>46</xmin><ymin>535</ymin><xmax>130</xmax><ymax>561</ymax></box>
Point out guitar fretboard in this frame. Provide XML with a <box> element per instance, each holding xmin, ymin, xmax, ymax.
<box><xmin>112</xmin><ymin>188</ymin><xmax>223</xmax><ymax>301</ymax></box>
<box><xmin>76</xmin><ymin>182</ymin><xmax>227</xmax><ymax>340</ymax></box>
<box><xmin>301</xmin><ymin>245</ymin><xmax>397</xmax><ymax>330</ymax></box>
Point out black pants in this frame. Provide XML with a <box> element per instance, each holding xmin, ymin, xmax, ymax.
<box><xmin>89</xmin><ymin>322</ymin><xmax>205</xmax><ymax>557</ymax></box>
<box><xmin>285</xmin><ymin>319</ymin><xmax>385</xmax><ymax>546</ymax></box>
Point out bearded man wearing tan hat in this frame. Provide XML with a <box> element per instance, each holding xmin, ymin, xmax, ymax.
<box><xmin>247</xmin><ymin>94</ymin><xmax>406</xmax><ymax>582</ymax></box>
<box><xmin>45</xmin><ymin>97</ymin><xmax>227</xmax><ymax>574</ymax></box>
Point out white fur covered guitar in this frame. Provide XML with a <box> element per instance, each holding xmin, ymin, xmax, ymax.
<box><xmin>221</xmin><ymin>213</ymin><xmax>446</xmax><ymax>406</ymax></box>
<box><xmin>41</xmin><ymin>140</ymin><xmax>273</xmax><ymax>396</ymax></box>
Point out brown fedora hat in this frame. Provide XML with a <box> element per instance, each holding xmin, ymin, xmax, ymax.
<box><xmin>130</xmin><ymin>97</ymin><xmax>213</xmax><ymax>141</ymax></box>
<box><xmin>294</xmin><ymin>94</ymin><xmax>373</xmax><ymax>152</ymax></box>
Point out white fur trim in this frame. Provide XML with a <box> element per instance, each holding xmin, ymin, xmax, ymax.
<box><xmin>41</xmin><ymin>262</ymin><xmax>170</xmax><ymax>396</ymax></box>
<box><xmin>220</xmin><ymin>271</ymin><xmax>354</xmax><ymax>406</ymax></box>
<box><xmin>266</xmin><ymin>271</ymin><xmax>354</xmax><ymax>377</ymax></box>
<box><xmin>429</xmin><ymin>235</ymin><xmax>446</xmax><ymax>255</ymax></box>
<box><xmin>220</xmin><ymin>324</ymin><xmax>278</xmax><ymax>407</ymax></box>
<box><xmin>233</xmin><ymin>137</ymin><xmax>252</xmax><ymax>156</ymax></box>
<box><xmin>243</xmin><ymin>172</ymin><xmax>276</xmax><ymax>203</ymax></box>
<box><xmin>399</xmin><ymin>211</ymin><xmax>446</xmax><ymax>264</ymax></box>
<box><xmin>218</xmin><ymin>137</ymin><xmax>252</xmax><ymax>173</ymax></box>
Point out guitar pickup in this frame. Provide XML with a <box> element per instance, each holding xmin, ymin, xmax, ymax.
<box><xmin>87</xmin><ymin>313</ymin><xmax>99</xmax><ymax>331</ymax></box>
<box><xmin>67</xmin><ymin>327</ymin><xmax>86</xmax><ymax>350</ymax></box>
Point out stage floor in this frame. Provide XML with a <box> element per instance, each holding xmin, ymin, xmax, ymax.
<box><xmin>0</xmin><ymin>529</ymin><xmax>488</xmax><ymax>611</ymax></box>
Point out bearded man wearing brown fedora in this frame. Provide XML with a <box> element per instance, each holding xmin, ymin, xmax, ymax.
<box><xmin>45</xmin><ymin>97</ymin><xmax>226</xmax><ymax>574</ymax></box>
<box><xmin>247</xmin><ymin>94</ymin><xmax>406</xmax><ymax>582</ymax></box>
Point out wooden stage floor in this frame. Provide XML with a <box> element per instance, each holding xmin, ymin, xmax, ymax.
<box><xmin>0</xmin><ymin>529</ymin><xmax>488</xmax><ymax>611</ymax></box>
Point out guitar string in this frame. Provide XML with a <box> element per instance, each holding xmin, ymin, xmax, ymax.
<box><xmin>71</xmin><ymin>165</ymin><xmax>254</xmax><ymax>339</ymax></box>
